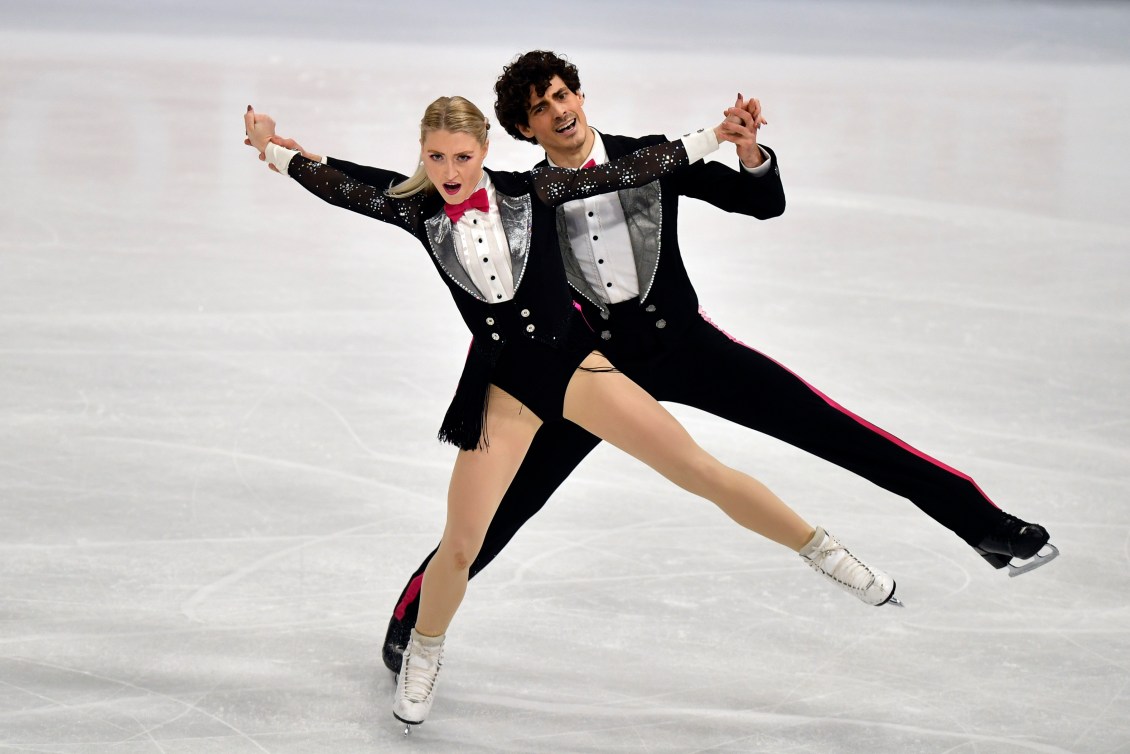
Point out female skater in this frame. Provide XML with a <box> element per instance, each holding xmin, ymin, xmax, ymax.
<box><xmin>243</xmin><ymin>97</ymin><xmax>900</xmax><ymax>732</ymax></box>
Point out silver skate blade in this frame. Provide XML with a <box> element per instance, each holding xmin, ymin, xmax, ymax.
<box><xmin>885</xmin><ymin>595</ymin><xmax>906</xmax><ymax>608</ymax></box>
<box><xmin>393</xmin><ymin>712</ymin><xmax>419</xmax><ymax>736</ymax></box>
<box><xmin>1007</xmin><ymin>543</ymin><xmax>1059</xmax><ymax>578</ymax></box>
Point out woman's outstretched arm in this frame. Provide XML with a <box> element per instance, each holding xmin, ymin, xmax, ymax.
<box><xmin>245</xmin><ymin>107</ymin><xmax>426</xmax><ymax>234</ymax></box>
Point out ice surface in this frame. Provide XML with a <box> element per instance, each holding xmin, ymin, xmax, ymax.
<box><xmin>1</xmin><ymin>2</ymin><xmax>1128</xmax><ymax>751</ymax></box>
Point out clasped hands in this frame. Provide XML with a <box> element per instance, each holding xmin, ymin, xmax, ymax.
<box><xmin>718</xmin><ymin>93</ymin><xmax>768</xmax><ymax>168</ymax></box>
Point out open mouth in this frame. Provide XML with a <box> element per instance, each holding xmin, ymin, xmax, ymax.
<box><xmin>555</xmin><ymin>117</ymin><xmax>577</xmax><ymax>135</ymax></box>
<box><xmin>442</xmin><ymin>182</ymin><xmax>461</xmax><ymax>196</ymax></box>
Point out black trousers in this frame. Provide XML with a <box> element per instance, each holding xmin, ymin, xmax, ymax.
<box><xmin>388</xmin><ymin>309</ymin><xmax>1002</xmax><ymax>627</ymax></box>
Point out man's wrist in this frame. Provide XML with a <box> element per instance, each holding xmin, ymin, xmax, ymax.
<box><xmin>740</xmin><ymin>146</ymin><xmax>772</xmax><ymax>175</ymax></box>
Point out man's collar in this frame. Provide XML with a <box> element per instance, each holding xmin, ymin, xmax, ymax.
<box><xmin>546</xmin><ymin>128</ymin><xmax>606</xmax><ymax>169</ymax></box>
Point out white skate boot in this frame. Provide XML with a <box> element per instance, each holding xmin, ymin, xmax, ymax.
<box><xmin>392</xmin><ymin>629</ymin><xmax>445</xmax><ymax>735</ymax></box>
<box><xmin>799</xmin><ymin>527</ymin><xmax>902</xmax><ymax>607</ymax></box>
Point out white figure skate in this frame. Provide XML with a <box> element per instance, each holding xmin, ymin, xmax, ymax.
<box><xmin>392</xmin><ymin>629</ymin><xmax>445</xmax><ymax>736</ymax></box>
<box><xmin>799</xmin><ymin>527</ymin><xmax>903</xmax><ymax>607</ymax></box>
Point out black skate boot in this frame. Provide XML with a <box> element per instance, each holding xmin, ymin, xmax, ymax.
<box><xmin>973</xmin><ymin>512</ymin><xmax>1058</xmax><ymax>577</ymax></box>
<box><xmin>383</xmin><ymin>614</ymin><xmax>412</xmax><ymax>675</ymax></box>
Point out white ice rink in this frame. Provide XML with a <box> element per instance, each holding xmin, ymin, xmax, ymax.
<box><xmin>2</xmin><ymin>1</ymin><xmax>1129</xmax><ymax>751</ymax></box>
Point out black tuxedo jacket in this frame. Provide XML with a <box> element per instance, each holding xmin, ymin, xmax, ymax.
<box><xmin>539</xmin><ymin>132</ymin><xmax>785</xmax><ymax>341</ymax></box>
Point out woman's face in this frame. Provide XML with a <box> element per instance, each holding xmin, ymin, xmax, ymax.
<box><xmin>421</xmin><ymin>129</ymin><xmax>488</xmax><ymax>204</ymax></box>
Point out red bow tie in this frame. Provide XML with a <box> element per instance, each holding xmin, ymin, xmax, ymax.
<box><xmin>582</xmin><ymin>159</ymin><xmax>596</xmax><ymax>169</ymax></box>
<box><xmin>444</xmin><ymin>188</ymin><xmax>490</xmax><ymax>224</ymax></box>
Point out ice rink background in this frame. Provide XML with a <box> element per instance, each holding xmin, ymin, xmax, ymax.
<box><xmin>1</xmin><ymin>1</ymin><xmax>1129</xmax><ymax>751</ymax></box>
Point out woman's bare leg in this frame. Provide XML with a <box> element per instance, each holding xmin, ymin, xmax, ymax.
<box><xmin>563</xmin><ymin>354</ymin><xmax>814</xmax><ymax>551</ymax></box>
<box><xmin>415</xmin><ymin>387</ymin><xmax>542</xmax><ymax>636</ymax></box>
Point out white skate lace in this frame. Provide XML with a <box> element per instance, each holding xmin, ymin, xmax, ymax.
<box><xmin>402</xmin><ymin>645</ymin><xmax>441</xmax><ymax>703</ymax></box>
<box><xmin>806</xmin><ymin>540</ymin><xmax>876</xmax><ymax>594</ymax></box>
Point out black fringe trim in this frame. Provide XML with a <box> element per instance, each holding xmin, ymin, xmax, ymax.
<box><xmin>437</xmin><ymin>344</ymin><xmax>495</xmax><ymax>451</ymax></box>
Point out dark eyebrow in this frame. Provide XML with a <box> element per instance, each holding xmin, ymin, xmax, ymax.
<box><xmin>528</xmin><ymin>84</ymin><xmax>567</xmax><ymax>113</ymax></box>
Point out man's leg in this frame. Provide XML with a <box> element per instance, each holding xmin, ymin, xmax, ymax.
<box><xmin>383</xmin><ymin>420</ymin><xmax>602</xmax><ymax>672</ymax></box>
<box><xmin>641</xmin><ymin>314</ymin><xmax>1048</xmax><ymax>558</ymax></box>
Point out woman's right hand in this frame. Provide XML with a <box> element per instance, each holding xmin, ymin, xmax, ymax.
<box><xmin>243</xmin><ymin>106</ymin><xmax>276</xmax><ymax>153</ymax></box>
<box><xmin>714</xmin><ymin>108</ymin><xmax>751</xmax><ymax>145</ymax></box>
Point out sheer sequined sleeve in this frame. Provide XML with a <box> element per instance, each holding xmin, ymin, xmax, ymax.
<box><xmin>287</xmin><ymin>154</ymin><xmax>426</xmax><ymax>235</ymax></box>
<box><xmin>530</xmin><ymin>138</ymin><xmax>690</xmax><ymax>207</ymax></box>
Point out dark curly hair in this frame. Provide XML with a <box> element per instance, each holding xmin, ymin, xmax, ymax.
<box><xmin>494</xmin><ymin>50</ymin><xmax>583</xmax><ymax>143</ymax></box>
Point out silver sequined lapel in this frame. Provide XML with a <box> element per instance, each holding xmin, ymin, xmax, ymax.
<box><xmin>423</xmin><ymin>191</ymin><xmax>533</xmax><ymax>301</ymax></box>
<box><xmin>497</xmin><ymin>192</ymin><xmax>532</xmax><ymax>292</ymax></box>
<box><xmin>424</xmin><ymin>209</ymin><xmax>487</xmax><ymax>302</ymax></box>
<box><xmin>619</xmin><ymin>182</ymin><xmax>662</xmax><ymax>303</ymax></box>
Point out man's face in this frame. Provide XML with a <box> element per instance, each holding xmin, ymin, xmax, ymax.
<box><xmin>516</xmin><ymin>75</ymin><xmax>589</xmax><ymax>152</ymax></box>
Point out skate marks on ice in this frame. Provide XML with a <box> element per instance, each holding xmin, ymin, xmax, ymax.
<box><xmin>430</xmin><ymin>688</ymin><xmax>1080</xmax><ymax>754</ymax></box>
<box><xmin>1</xmin><ymin>656</ymin><xmax>272</xmax><ymax>753</ymax></box>
<box><xmin>68</xmin><ymin>433</ymin><xmax>440</xmax><ymax>624</ymax></box>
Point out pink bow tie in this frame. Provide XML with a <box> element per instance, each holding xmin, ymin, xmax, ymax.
<box><xmin>582</xmin><ymin>159</ymin><xmax>596</xmax><ymax>169</ymax></box>
<box><xmin>444</xmin><ymin>187</ymin><xmax>489</xmax><ymax>224</ymax></box>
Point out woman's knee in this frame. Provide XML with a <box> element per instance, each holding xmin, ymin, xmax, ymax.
<box><xmin>671</xmin><ymin>450</ymin><xmax>727</xmax><ymax>493</ymax></box>
<box><xmin>435</xmin><ymin>534</ymin><xmax>484</xmax><ymax>572</ymax></box>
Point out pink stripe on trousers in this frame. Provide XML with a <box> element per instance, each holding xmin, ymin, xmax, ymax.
<box><xmin>696</xmin><ymin>306</ymin><xmax>996</xmax><ymax>507</ymax></box>
<box><xmin>394</xmin><ymin>573</ymin><xmax>424</xmax><ymax>621</ymax></box>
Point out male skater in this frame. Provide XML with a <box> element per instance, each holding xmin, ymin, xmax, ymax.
<box><xmin>258</xmin><ymin>50</ymin><xmax>1056</xmax><ymax>673</ymax></box>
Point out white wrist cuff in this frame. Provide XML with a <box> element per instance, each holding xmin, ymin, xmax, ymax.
<box><xmin>681</xmin><ymin>128</ymin><xmax>720</xmax><ymax>163</ymax></box>
<box><xmin>741</xmin><ymin>147</ymin><xmax>772</xmax><ymax>175</ymax></box>
<box><xmin>265</xmin><ymin>142</ymin><xmax>299</xmax><ymax>175</ymax></box>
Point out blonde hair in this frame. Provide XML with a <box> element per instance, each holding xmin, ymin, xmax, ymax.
<box><xmin>387</xmin><ymin>96</ymin><xmax>491</xmax><ymax>198</ymax></box>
